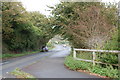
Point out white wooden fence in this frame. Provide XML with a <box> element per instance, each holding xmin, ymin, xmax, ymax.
<box><xmin>73</xmin><ymin>48</ymin><xmax>120</xmax><ymax>66</ymax></box>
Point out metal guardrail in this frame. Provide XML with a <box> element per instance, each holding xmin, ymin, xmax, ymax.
<box><xmin>73</xmin><ymin>48</ymin><xmax>120</xmax><ymax>66</ymax></box>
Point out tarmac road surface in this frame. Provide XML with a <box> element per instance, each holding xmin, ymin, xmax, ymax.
<box><xmin>1</xmin><ymin>45</ymin><xmax>100</xmax><ymax>78</ymax></box>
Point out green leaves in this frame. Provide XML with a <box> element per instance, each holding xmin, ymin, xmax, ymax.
<box><xmin>52</xmin><ymin>2</ymin><xmax>117</xmax><ymax>49</ymax></box>
<box><xmin>2</xmin><ymin>2</ymin><xmax>55</xmax><ymax>53</ymax></box>
<box><xmin>104</xmin><ymin>29</ymin><xmax>118</xmax><ymax>50</ymax></box>
<box><xmin>65</xmin><ymin>55</ymin><xmax>118</xmax><ymax>78</ymax></box>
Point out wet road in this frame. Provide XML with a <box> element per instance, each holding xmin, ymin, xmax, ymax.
<box><xmin>1</xmin><ymin>45</ymin><xmax>100</xmax><ymax>78</ymax></box>
<box><xmin>22</xmin><ymin>45</ymin><xmax>99</xmax><ymax>78</ymax></box>
<box><xmin>1</xmin><ymin>45</ymin><xmax>70</xmax><ymax>78</ymax></box>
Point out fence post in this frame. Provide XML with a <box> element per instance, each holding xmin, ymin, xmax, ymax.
<box><xmin>93</xmin><ymin>51</ymin><xmax>96</xmax><ymax>66</ymax></box>
<box><xmin>73</xmin><ymin>49</ymin><xmax>76</xmax><ymax>59</ymax></box>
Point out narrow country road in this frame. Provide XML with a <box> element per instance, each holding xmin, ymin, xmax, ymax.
<box><xmin>1</xmin><ymin>45</ymin><xmax>65</xmax><ymax>78</ymax></box>
<box><xmin>22</xmin><ymin>45</ymin><xmax>99</xmax><ymax>78</ymax></box>
<box><xmin>1</xmin><ymin>45</ymin><xmax>99</xmax><ymax>78</ymax></box>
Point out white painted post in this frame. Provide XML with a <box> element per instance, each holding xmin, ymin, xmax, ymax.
<box><xmin>93</xmin><ymin>51</ymin><xmax>96</xmax><ymax>66</ymax></box>
<box><xmin>73</xmin><ymin>49</ymin><xmax>76</xmax><ymax>58</ymax></box>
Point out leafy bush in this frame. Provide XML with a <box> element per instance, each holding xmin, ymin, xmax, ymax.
<box><xmin>90</xmin><ymin>65</ymin><xmax>118</xmax><ymax>78</ymax></box>
<box><xmin>98</xmin><ymin>53</ymin><xmax>118</xmax><ymax>64</ymax></box>
<box><xmin>76</xmin><ymin>51</ymin><xmax>93</xmax><ymax>60</ymax></box>
<box><xmin>64</xmin><ymin>55</ymin><xmax>118</xmax><ymax>78</ymax></box>
<box><xmin>99</xmin><ymin>29</ymin><xmax>118</xmax><ymax>64</ymax></box>
<box><xmin>103</xmin><ymin>29</ymin><xmax>118</xmax><ymax>50</ymax></box>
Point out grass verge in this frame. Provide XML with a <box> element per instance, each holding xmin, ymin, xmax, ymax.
<box><xmin>11</xmin><ymin>68</ymin><xmax>35</xmax><ymax>78</ymax></box>
<box><xmin>64</xmin><ymin>55</ymin><xmax>118</xmax><ymax>78</ymax></box>
<box><xmin>0</xmin><ymin>50</ymin><xmax>40</xmax><ymax>59</ymax></box>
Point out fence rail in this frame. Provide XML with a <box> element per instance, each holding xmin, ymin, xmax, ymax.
<box><xmin>74</xmin><ymin>48</ymin><xmax>120</xmax><ymax>53</ymax></box>
<box><xmin>73</xmin><ymin>48</ymin><xmax>120</xmax><ymax>66</ymax></box>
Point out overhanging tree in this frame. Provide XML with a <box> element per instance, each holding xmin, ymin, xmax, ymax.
<box><xmin>51</xmin><ymin>2</ymin><xmax>117</xmax><ymax>49</ymax></box>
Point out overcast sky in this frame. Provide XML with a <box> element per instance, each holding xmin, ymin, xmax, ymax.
<box><xmin>20</xmin><ymin>0</ymin><xmax>120</xmax><ymax>16</ymax></box>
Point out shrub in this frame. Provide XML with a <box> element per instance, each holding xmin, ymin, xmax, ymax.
<box><xmin>64</xmin><ymin>55</ymin><xmax>118</xmax><ymax>78</ymax></box>
<box><xmin>99</xmin><ymin>29</ymin><xmax>118</xmax><ymax>64</ymax></box>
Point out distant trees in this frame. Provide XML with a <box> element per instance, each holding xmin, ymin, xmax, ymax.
<box><xmin>2</xmin><ymin>2</ymin><xmax>54</xmax><ymax>53</ymax></box>
<box><xmin>51</xmin><ymin>2</ymin><xmax>118</xmax><ymax>49</ymax></box>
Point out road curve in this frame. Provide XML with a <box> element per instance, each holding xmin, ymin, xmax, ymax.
<box><xmin>1</xmin><ymin>45</ymin><xmax>100</xmax><ymax>78</ymax></box>
<box><xmin>22</xmin><ymin>45</ymin><xmax>100</xmax><ymax>78</ymax></box>
<box><xmin>1</xmin><ymin>45</ymin><xmax>64</xmax><ymax>78</ymax></box>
